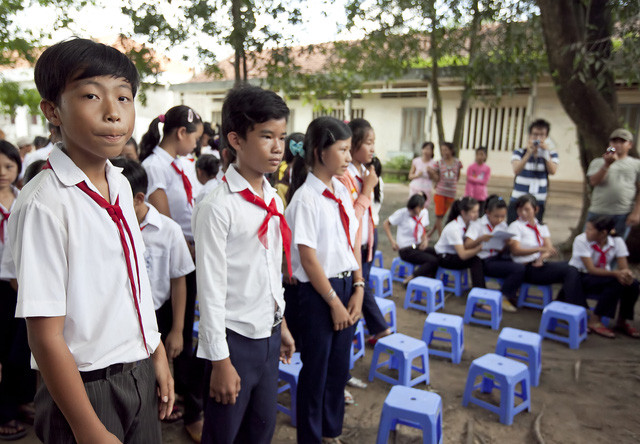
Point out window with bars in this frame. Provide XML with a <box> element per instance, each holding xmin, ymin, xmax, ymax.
<box><xmin>312</xmin><ymin>108</ymin><xmax>364</xmax><ymax>121</ymax></box>
<box><xmin>461</xmin><ymin>106</ymin><xmax>527</xmax><ymax>151</ymax></box>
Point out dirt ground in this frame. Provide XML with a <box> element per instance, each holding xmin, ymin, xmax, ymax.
<box><xmin>15</xmin><ymin>180</ymin><xmax>640</xmax><ymax>443</ymax></box>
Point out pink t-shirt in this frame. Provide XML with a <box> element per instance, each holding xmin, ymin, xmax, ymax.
<box><xmin>465</xmin><ymin>163</ymin><xmax>491</xmax><ymax>201</ymax></box>
<box><xmin>434</xmin><ymin>159</ymin><xmax>463</xmax><ymax>198</ymax></box>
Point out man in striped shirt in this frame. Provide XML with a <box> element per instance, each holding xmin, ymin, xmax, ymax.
<box><xmin>507</xmin><ymin>119</ymin><xmax>559</xmax><ymax>223</ymax></box>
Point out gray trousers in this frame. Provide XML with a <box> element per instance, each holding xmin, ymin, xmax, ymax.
<box><xmin>34</xmin><ymin>358</ymin><xmax>161</xmax><ymax>444</ymax></box>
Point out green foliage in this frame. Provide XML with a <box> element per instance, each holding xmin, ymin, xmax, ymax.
<box><xmin>382</xmin><ymin>155</ymin><xmax>412</xmax><ymax>182</ymax></box>
<box><xmin>0</xmin><ymin>82</ymin><xmax>40</xmax><ymax>117</ymax></box>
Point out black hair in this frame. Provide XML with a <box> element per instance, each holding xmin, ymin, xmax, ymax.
<box><xmin>23</xmin><ymin>159</ymin><xmax>46</xmax><ymax>184</ymax></box>
<box><xmin>370</xmin><ymin>156</ymin><xmax>382</xmax><ymax>203</ymax></box>
<box><xmin>286</xmin><ymin>116</ymin><xmax>352</xmax><ymax>203</ymax></box>
<box><xmin>33</xmin><ymin>136</ymin><xmax>48</xmax><ymax>149</ymax></box>
<box><xmin>284</xmin><ymin>132</ymin><xmax>305</xmax><ymax>164</ymax></box>
<box><xmin>111</xmin><ymin>157</ymin><xmax>148</xmax><ymax>195</ymax></box>
<box><xmin>195</xmin><ymin>154</ymin><xmax>220</xmax><ymax>179</ymax></box>
<box><xmin>125</xmin><ymin>137</ymin><xmax>138</xmax><ymax>152</ymax></box>
<box><xmin>515</xmin><ymin>194</ymin><xmax>538</xmax><ymax>211</ymax></box>
<box><xmin>221</xmin><ymin>85</ymin><xmax>289</xmax><ymax>153</ymax></box>
<box><xmin>587</xmin><ymin>215</ymin><xmax>616</xmax><ymax>234</ymax></box>
<box><xmin>476</xmin><ymin>146</ymin><xmax>488</xmax><ymax>155</ymax></box>
<box><xmin>0</xmin><ymin>141</ymin><xmax>22</xmax><ymax>182</ymax></box>
<box><xmin>139</xmin><ymin>105</ymin><xmax>203</xmax><ymax>161</ymax></box>
<box><xmin>348</xmin><ymin>118</ymin><xmax>373</xmax><ymax>153</ymax></box>
<box><xmin>440</xmin><ymin>141</ymin><xmax>456</xmax><ymax>157</ymax></box>
<box><xmin>34</xmin><ymin>38</ymin><xmax>140</xmax><ymax>104</ymax></box>
<box><xmin>202</xmin><ymin>122</ymin><xmax>216</xmax><ymax>138</ymax></box>
<box><xmin>485</xmin><ymin>194</ymin><xmax>507</xmax><ymax>214</ymax></box>
<box><xmin>528</xmin><ymin>119</ymin><xmax>550</xmax><ymax>135</ymax></box>
<box><xmin>446</xmin><ymin>196</ymin><xmax>478</xmax><ymax>224</ymax></box>
<box><xmin>407</xmin><ymin>192</ymin><xmax>426</xmax><ymax>210</ymax></box>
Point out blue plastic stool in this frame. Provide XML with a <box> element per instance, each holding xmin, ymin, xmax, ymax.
<box><xmin>436</xmin><ymin>267</ymin><xmax>469</xmax><ymax>296</ymax></box>
<box><xmin>462</xmin><ymin>353</ymin><xmax>532</xmax><ymax>425</ymax></box>
<box><xmin>517</xmin><ymin>283</ymin><xmax>553</xmax><ymax>309</ymax></box>
<box><xmin>374</xmin><ymin>250</ymin><xmax>384</xmax><ymax>268</ymax></box>
<box><xmin>495</xmin><ymin>327</ymin><xmax>542</xmax><ymax>387</ymax></box>
<box><xmin>369</xmin><ymin>266</ymin><xmax>393</xmax><ymax>298</ymax></box>
<box><xmin>391</xmin><ymin>257</ymin><xmax>415</xmax><ymax>282</ymax></box>
<box><xmin>484</xmin><ymin>276</ymin><xmax>505</xmax><ymax>289</ymax></box>
<box><xmin>538</xmin><ymin>301</ymin><xmax>587</xmax><ymax>349</ymax></box>
<box><xmin>404</xmin><ymin>277</ymin><xmax>445</xmax><ymax>313</ymax></box>
<box><xmin>464</xmin><ymin>287</ymin><xmax>502</xmax><ymax>330</ymax></box>
<box><xmin>422</xmin><ymin>313</ymin><xmax>464</xmax><ymax>364</ymax></box>
<box><xmin>277</xmin><ymin>352</ymin><xmax>303</xmax><ymax>426</ymax></box>
<box><xmin>376</xmin><ymin>386</ymin><xmax>443</xmax><ymax>444</ymax></box>
<box><xmin>369</xmin><ymin>333</ymin><xmax>430</xmax><ymax>387</ymax></box>
<box><xmin>350</xmin><ymin>319</ymin><xmax>365</xmax><ymax>369</ymax></box>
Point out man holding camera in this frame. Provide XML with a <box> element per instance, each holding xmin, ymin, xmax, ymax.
<box><xmin>587</xmin><ymin>128</ymin><xmax>640</xmax><ymax>238</ymax></box>
<box><xmin>507</xmin><ymin>119</ymin><xmax>558</xmax><ymax>223</ymax></box>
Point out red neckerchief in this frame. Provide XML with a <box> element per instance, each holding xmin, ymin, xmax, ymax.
<box><xmin>322</xmin><ymin>188</ymin><xmax>353</xmax><ymax>252</ymax></box>
<box><xmin>591</xmin><ymin>243</ymin><xmax>611</xmax><ymax>269</ymax></box>
<box><xmin>171</xmin><ymin>161</ymin><xmax>194</xmax><ymax>206</ymax></box>
<box><xmin>412</xmin><ymin>215</ymin><xmax>425</xmax><ymax>242</ymax></box>
<box><xmin>0</xmin><ymin>207</ymin><xmax>9</xmax><ymax>244</ymax></box>
<box><xmin>486</xmin><ymin>222</ymin><xmax>496</xmax><ymax>255</ymax></box>
<box><xmin>222</xmin><ymin>176</ymin><xmax>292</xmax><ymax>276</ymax></box>
<box><xmin>526</xmin><ymin>222</ymin><xmax>543</xmax><ymax>246</ymax></box>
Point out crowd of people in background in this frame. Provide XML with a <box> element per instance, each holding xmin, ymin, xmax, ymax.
<box><xmin>0</xmin><ymin>38</ymin><xmax>638</xmax><ymax>444</ymax></box>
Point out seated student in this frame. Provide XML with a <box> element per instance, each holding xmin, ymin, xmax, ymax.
<box><xmin>7</xmin><ymin>38</ymin><xmax>172</xmax><ymax>443</ymax></box>
<box><xmin>508</xmin><ymin>194</ymin><xmax>581</xmax><ymax>300</ymax></box>
<box><xmin>383</xmin><ymin>192</ymin><xmax>438</xmax><ymax>284</ymax></box>
<box><xmin>465</xmin><ymin>195</ymin><xmax>523</xmax><ymax>312</ymax></box>
<box><xmin>568</xmin><ymin>215</ymin><xmax>639</xmax><ymax>339</ymax></box>
<box><xmin>195</xmin><ymin>154</ymin><xmax>220</xmax><ymax>205</ymax></box>
<box><xmin>434</xmin><ymin>196</ymin><xmax>485</xmax><ymax>289</ymax></box>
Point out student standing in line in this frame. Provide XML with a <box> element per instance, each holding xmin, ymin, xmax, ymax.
<box><xmin>193</xmin><ymin>85</ymin><xmax>295</xmax><ymax>444</ymax></box>
<box><xmin>430</xmin><ymin>142</ymin><xmax>463</xmax><ymax>237</ymax></box>
<box><xmin>464</xmin><ymin>146</ymin><xmax>491</xmax><ymax>215</ymax></box>
<box><xmin>408</xmin><ymin>141</ymin><xmax>436</xmax><ymax>201</ymax></box>
<box><xmin>286</xmin><ymin>116</ymin><xmax>364</xmax><ymax>444</ymax></box>
<box><xmin>194</xmin><ymin>154</ymin><xmax>220</xmax><ymax>205</ymax></box>
<box><xmin>6</xmin><ymin>38</ymin><xmax>173</xmax><ymax>443</ymax></box>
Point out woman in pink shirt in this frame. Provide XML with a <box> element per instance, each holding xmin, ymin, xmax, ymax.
<box><xmin>465</xmin><ymin>146</ymin><xmax>491</xmax><ymax>214</ymax></box>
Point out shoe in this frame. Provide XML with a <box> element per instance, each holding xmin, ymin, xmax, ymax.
<box><xmin>0</xmin><ymin>420</ymin><xmax>28</xmax><ymax>441</ymax></box>
<box><xmin>589</xmin><ymin>323</ymin><xmax>615</xmax><ymax>339</ymax></box>
<box><xmin>347</xmin><ymin>376</ymin><xmax>368</xmax><ymax>389</ymax></box>
<box><xmin>344</xmin><ymin>389</ymin><xmax>354</xmax><ymax>405</ymax></box>
<box><xmin>502</xmin><ymin>297</ymin><xmax>517</xmax><ymax>313</ymax></box>
<box><xmin>616</xmin><ymin>322</ymin><xmax>640</xmax><ymax>339</ymax></box>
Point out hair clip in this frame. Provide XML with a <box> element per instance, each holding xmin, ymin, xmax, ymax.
<box><xmin>158</xmin><ymin>114</ymin><xmax>165</xmax><ymax>123</ymax></box>
<box><xmin>497</xmin><ymin>196</ymin><xmax>503</xmax><ymax>201</ymax></box>
<box><xmin>327</xmin><ymin>130</ymin><xmax>336</xmax><ymax>143</ymax></box>
<box><xmin>289</xmin><ymin>140</ymin><xmax>305</xmax><ymax>158</ymax></box>
<box><xmin>187</xmin><ymin>109</ymin><xmax>194</xmax><ymax>123</ymax></box>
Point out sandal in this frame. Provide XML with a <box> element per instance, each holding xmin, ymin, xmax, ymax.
<box><xmin>347</xmin><ymin>376</ymin><xmax>368</xmax><ymax>389</ymax></box>
<box><xmin>344</xmin><ymin>389</ymin><xmax>354</xmax><ymax>405</ymax></box>
<box><xmin>0</xmin><ymin>420</ymin><xmax>28</xmax><ymax>441</ymax></box>
<box><xmin>162</xmin><ymin>405</ymin><xmax>184</xmax><ymax>423</ymax></box>
<box><xmin>589</xmin><ymin>323</ymin><xmax>615</xmax><ymax>339</ymax></box>
<box><xmin>184</xmin><ymin>418</ymin><xmax>203</xmax><ymax>444</ymax></box>
<box><xmin>616</xmin><ymin>322</ymin><xmax>640</xmax><ymax>339</ymax></box>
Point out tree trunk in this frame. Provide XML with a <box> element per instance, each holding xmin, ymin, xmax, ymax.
<box><xmin>231</xmin><ymin>0</ymin><xmax>243</xmax><ymax>86</ymax></box>
<box><xmin>429</xmin><ymin>24</ymin><xmax>445</xmax><ymax>145</ymax></box>
<box><xmin>537</xmin><ymin>0</ymin><xmax>619</xmax><ymax>248</ymax></box>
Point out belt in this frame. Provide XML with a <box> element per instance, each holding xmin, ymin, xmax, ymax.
<box><xmin>332</xmin><ymin>270</ymin><xmax>352</xmax><ymax>279</ymax></box>
<box><xmin>80</xmin><ymin>359</ymin><xmax>145</xmax><ymax>383</ymax></box>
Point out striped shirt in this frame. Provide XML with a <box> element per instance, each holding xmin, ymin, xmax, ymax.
<box><xmin>510</xmin><ymin>147</ymin><xmax>559</xmax><ymax>203</ymax></box>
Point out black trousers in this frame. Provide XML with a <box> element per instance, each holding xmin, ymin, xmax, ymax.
<box><xmin>438</xmin><ymin>253</ymin><xmax>485</xmax><ymax>289</ymax></box>
<box><xmin>523</xmin><ymin>261</ymin><xmax>581</xmax><ymax>302</ymax></box>
<box><xmin>360</xmin><ymin>241</ymin><xmax>389</xmax><ymax>336</ymax></box>
<box><xmin>399</xmin><ymin>246</ymin><xmax>438</xmax><ymax>278</ymax></box>
<box><xmin>569</xmin><ymin>273</ymin><xmax>639</xmax><ymax>320</ymax></box>
<box><xmin>483</xmin><ymin>256</ymin><xmax>526</xmax><ymax>299</ymax></box>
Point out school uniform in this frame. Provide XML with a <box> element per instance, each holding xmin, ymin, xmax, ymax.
<box><xmin>466</xmin><ymin>215</ymin><xmax>525</xmax><ymax>299</ymax></box>
<box><xmin>435</xmin><ymin>216</ymin><xmax>485</xmax><ymax>288</ymax></box>
<box><xmin>388</xmin><ymin>207</ymin><xmax>438</xmax><ymax>278</ymax></box>
<box><xmin>6</xmin><ymin>146</ymin><xmax>161</xmax><ymax>442</ymax></box>
<box><xmin>193</xmin><ymin>164</ymin><xmax>288</xmax><ymax>444</ymax></box>
<box><xmin>195</xmin><ymin>177</ymin><xmax>221</xmax><ymax>205</ymax></box>
<box><xmin>508</xmin><ymin>219</ymin><xmax>581</xmax><ymax>298</ymax></box>
<box><xmin>285</xmin><ymin>172</ymin><xmax>359</xmax><ymax>444</ymax></box>
<box><xmin>568</xmin><ymin>233</ymin><xmax>639</xmax><ymax>320</ymax></box>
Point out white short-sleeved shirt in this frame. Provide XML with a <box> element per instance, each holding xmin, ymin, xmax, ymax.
<box><xmin>569</xmin><ymin>233</ymin><xmax>628</xmax><ymax>272</ymax></box>
<box><xmin>20</xmin><ymin>142</ymin><xmax>54</xmax><ymax>179</ymax></box>
<box><xmin>466</xmin><ymin>215</ymin><xmax>509</xmax><ymax>259</ymax></box>
<box><xmin>140</xmin><ymin>203</ymin><xmax>195</xmax><ymax>309</ymax></box>
<box><xmin>195</xmin><ymin>178</ymin><xmax>221</xmax><ymax>206</ymax></box>
<box><xmin>435</xmin><ymin>216</ymin><xmax>468</xmax><ymax>255</ymax></box>
<box><xmin>192</xmin><ymin>164</ymin><xmax>286</xmax><ymax>361</ymax></box>
<box><xmin>181</xmin><ymin>155</ymin><xmax>203</xmax><ymax>198</ymax></box>
<box><xmin>508</xmin><ymin>219</ymin><xmax>550</xmax><ymax>264</ymax></box>
<box><xmin>141</xmin><ymin>146</ymin><xmax>194</xmax><ymax>240</ymax></box>
<box><xmin>388</xmin><ymin>207</ymin><xmax>429</xmax><ymax>249</ymax></box>
<box><xmin>0</xmin><ymin>186</ymin><xmax>19</xmax><ymax>280</ymax></box>
<box><xmin>7</xmin><ymin>146</ymin><xmax>160</xmax><ymax>371</ymax></box>
<box><xmin>285</xmin><ymin>172</ymin><xmax>359</xmax><ymax>282</ymax></box>
<box><xmin>347</xmin><ymin>163</ymin><xmax>372</xmax><ymax>245</ymax></box>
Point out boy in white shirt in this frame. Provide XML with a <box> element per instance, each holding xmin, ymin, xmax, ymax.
<box><xmin>192</xmin><ymin>85</ymin><xmax>295</xmax><ymax>443</ymax></box>
<box><xmin>6</xmin><ymin>38</ymin><xmax>173</xmax><ymax>443</ymax></box>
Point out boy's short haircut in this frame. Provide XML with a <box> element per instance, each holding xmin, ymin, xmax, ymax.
<box><xmin>476</xmin><ymin>146</ymin><xmax>488</xmax><ymax>154</ymax></box>
<box><xmin>111</xmin><ymin>157</ymin><xmax>148</xmax><ymax>195</ymax></box>
<box><xmin>195</xmin><ymin>154</ymin><xmax>220</xmax><ymax>178</ymax></box>
<box><xmin>528</xmin><ymin>119</ymin><xmax>550</xmax><ymax>135</ymax></box>
<box><xmin>34</xmin><ymin>38</ymin><xmax>140</xmax><ymax>104</ymax></box>
<box><xmin>23</xmin><ymin>159</ymin><xmax>47</xmax><ymax>184</ymax></box>
<box><xmin>220</xmin><ymin>85</ymin><xmax>289</xmax><ymax>152</ymax></box>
